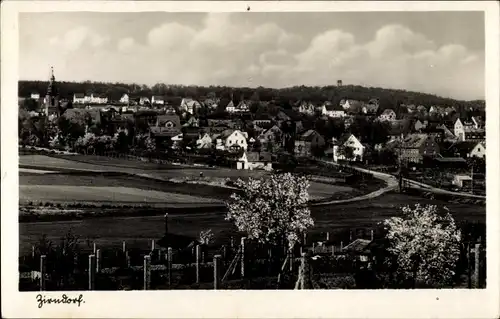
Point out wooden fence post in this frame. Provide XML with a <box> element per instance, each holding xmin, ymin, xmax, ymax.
<box><xmin>39</xmin><ymin>255</ymin><xmax>46</xmax><ymax>291</ymax></box>
<box><xmin>241</xmin><ymin>237</ymin><xmax>246</xmax><ymax>278</ymax></box>
<box><xmin>230</xmin><ymin>237</ymin><xmax>234</xmax><ymax>250</ymax></box>
<box><xmin>125</xmin><ymin>250</ymin><xmax>130</xmax><ymax>268</ymax></box>
<box><xmin>88</xmin><ymin>254</ymin><xmax>96</xmax><ymax>290</ymax></box>
<box><xmin>326</xmin><ymin>232</ymin><xmax>330</xmax><ymax>242</ymax></box>
<box><xmin>312</xmin><ymin>243</ymin><xmax>316</xmax><ymax>254</ymax></box>
<box><xmin>143</xmin><ymin>255</ymin><xmax>151</xmax><ymax>290</ymax></box>
<box><xmin>122</xmin><ymin>241</ymin><xmax>126</xmax><ymax>253</ymax></box>
<box><xmin>473</xmin><ymin>243</ymin><xmax>481</xmax><ymax>288</ymax></box>
<box><xmin>370</xmin><ymin>230</ymin><xmax>374</xmax><ymax>241</ymax></box>
<box><xmin>195</xmin><ymin>245</ymin><xmax>201</xmax><ymax>284</ymax></box>
<box><xmin>213</xmin><ymin>255</ymin><xmax>221</xmax><ymax>290</ymax></box>
<box><xmin>96</xmin><ymin>249</ymin><xmax>102</xmax><ymax>273</ymax></box>
<box><xmin>32</xmin><ymin>245</ymin><xmax>36</xmax><ymax>260</ymax></box>
<box><xmin>349</xmin><ymin>231</ymin><xmax>353</xmax><ymax>243</ymax></box>
<box><xmin>289</xmin><ymin>250</ymin><xmax>293</xmax><ymax>272</ymax></box>
<box><xmin>151</xmin><ymin>240</ymin><xmax>156</xmax><ymax>252</ymax></box>
<box><xmin>303</xmin><ymin>233</ymin><xmax>307</xmax><ymax>246</ymax></box>
<box><xmin>167</xmin><ymin>247</ymin><xmax>173</xmax><ymax>287</ymax></box>
<box><xmin>340</xmin><ymin>241</ymin><xmax>344</xmax><ymax>250</ymax></box>
<box><xmin>222</xmin><ymin>245</ymin><xmax>227</xmax><ymax>265</ymax></box>
<box><xmin>93</xmin><ymin>242</ymin><xmax>97</xmax><ymax>255</ymax></box>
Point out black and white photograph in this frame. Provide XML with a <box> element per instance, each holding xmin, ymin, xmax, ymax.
<box><xmin>2</xmin><ymin>1</ymin><xmax>499</xmax><ymax>318</ymax></box>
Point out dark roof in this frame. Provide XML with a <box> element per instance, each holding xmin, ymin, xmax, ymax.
<box><xmin>401</xmin><ymin>134</ymin><xmax>431</xmax><ymax>148</ymax></box>
<box><xmin>297</xmin><ymin>129</ymin><xmax>322</xmax><ymax>142</ymax></box>
<box><xmin>153</xmin><ymin>95</ymin><xmax>165</xmax><ymax>100</ymax></box>
<box><xmin>448</xmin><ymin>141</ymin><xmax>478</xmax><ymax>155</ymax></box>
<box><xmin>74</xmin><ymin>93</ymin><xmax>85</xmax><ymax>98</ymax></box>
<box><xmin>435</xmin><ymin>157</ymin><xmax>467</xmax><ymax>163</ymax></box>
<box><xmin>157</xmin><ymin>114</ymin><xmax>181</xmax><ymax>127</ymax></box>
<box><xmin>342</xmin><ymin>239</ymin><xmax>372</xmax><ymax>254</ymax></box>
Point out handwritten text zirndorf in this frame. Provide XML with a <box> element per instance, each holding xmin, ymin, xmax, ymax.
<box><xmin>36</xmin><ymin>294</ymin><xmax>85</xmax><ymax>309</ymax></box>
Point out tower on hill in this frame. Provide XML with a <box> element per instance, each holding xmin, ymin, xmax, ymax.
<box><xmin>337</xmin><ymin>80</ymin><xmax>343</xmax><ymax>87</ymax></box>
<box><xmin>44</xmin><ymin>66</ymin><xmax>60</xmax><ymax>116</ymax></box>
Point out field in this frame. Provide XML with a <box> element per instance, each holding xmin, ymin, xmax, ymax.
<box><xmin>19</xmin><ymin>193</ymin><xmax>486</xmax><ymax>255</ymax></box>
<box><xmin>18</xmin><ymin>154</ymin><xmax>486</xmax><ymax>256</ymax></box>
<box><xmin>19</xmin><ymin>155</ymin><xmax>356</xmax><ymax>204</ymax></box>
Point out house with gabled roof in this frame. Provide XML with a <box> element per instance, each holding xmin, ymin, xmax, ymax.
<box><xmin>362</xmin><ymin>99</ymin><xmax>380</xmax><ymax>115</ymax></box>
<box><xmin>151</xmin><ymin>95</ymin><xmax>165</xmax><ymax>105</ymax></box>
<box><xmin>298</xmin><ymin>101</ymin><xmax>316</xmax><ymax>115</ymax></box>
<box><xmin>214</xmin><ymin>129</ymin><xmax>248</xmax><ymax>151</ymax></box>
<box><xmin>294</xmin><ymin>129</ymin><xmax>325</xmax><ymax>157</ymax></box>
<box><xmin>322</xmin><ymin>102</ymin><xmax>345</xmax><ymax>118</ymax></box>
<box><xmin>180</xmin><ymin>98</ymin><xmax>202</xmax><ymax>114</ymax></box>
<box><xmin>333</xmin><ymin>133</ymin><xmax>365</xmax><ymax>162</ymax></box>
<box><xmin>378</xmin><ymin>109</ymin><xmax>397</xmax><ymax>122</ymax></box>
<box><xmin>225</xmin><ymin>100</ymin><xmax>236</xmax><ymax>113</ymax></box>
<box><xmin>237</xmin><ymin>151</ymin><xmax>273</xmax><ymax>171</ymax></box>
<box><xmin>396</xmin><ymin>133</ymin><xmax>440</xmax><ymax>163</ymax></box>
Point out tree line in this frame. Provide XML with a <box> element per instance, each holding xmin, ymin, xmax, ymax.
<box><xmin>19</xmin><ymin>80</ymin><xmax>485</xmax><ymax>114</ymax></box>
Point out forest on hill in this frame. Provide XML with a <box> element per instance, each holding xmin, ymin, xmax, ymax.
<box><xmin>19</xmin><ymin>80</ymin><xmax>485</xmax><ymax>115</ymax></box>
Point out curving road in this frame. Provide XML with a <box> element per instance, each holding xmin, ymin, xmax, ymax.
<box><xmin>311</xmin><ymin>161</ymin><xmax>399</xmax><ymax>206</ymax></box>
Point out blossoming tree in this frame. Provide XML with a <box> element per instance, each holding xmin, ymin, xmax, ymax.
<box><xmin>226</xmin><ymin>173</ymin><xmax>314</xmax><ymax>249</ymax></box>
<box><xmin>383</xmin><ymin>204</ymin><xmax>462</xmax><ymax>287</ymax></box>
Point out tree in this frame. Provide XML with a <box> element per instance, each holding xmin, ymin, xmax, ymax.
<box><xmin>226</xmin><ymin>173</ymin><xmax>314</xmax><ymax>249</ymax></box>
<box><xmin>22</xmin><ymin>98</ymin><xmax>39</xmax><ymax>112</ymax></box>
<box><xmin>383</xmin><ymin>204</ymin><xmax>461</xmax><ymax>287</ymax></box>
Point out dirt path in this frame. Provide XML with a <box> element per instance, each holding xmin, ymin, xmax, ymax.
<box><xmin>311</xmin><ymin>161</ymin><xmax>399</xmax><ymax>206</ymax></box>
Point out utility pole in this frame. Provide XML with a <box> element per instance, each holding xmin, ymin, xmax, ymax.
<box><xmin>471</xmin><ymin>163</ymin><xmax>474</xmax><ymax>195</ymax></box>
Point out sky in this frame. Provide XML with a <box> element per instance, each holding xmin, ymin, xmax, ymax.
<box><xmin>19</xmin><ymin>12</ymin><xmax>485</xmax><ymax>100</ymax></box>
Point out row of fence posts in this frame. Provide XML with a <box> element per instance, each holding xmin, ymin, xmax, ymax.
<box><xmin>33</xmin><ymin>235</ymin><xmax>484</xmax><ymax>290</ymax></box>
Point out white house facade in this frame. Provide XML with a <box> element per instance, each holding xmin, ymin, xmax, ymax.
<box><xmin>333</xmin><ymin>134</ymin><xmax>365</xmax><ymax>162</ymax></box>
<box><xmin>454</xmin><ymin>118</ymin><xmax>465</xmax><ymax>142</ymax></box>
<box><xmin>120</xmin><ymin>94</ymin><xmax>129</xmax><ymax>104</ymax></box>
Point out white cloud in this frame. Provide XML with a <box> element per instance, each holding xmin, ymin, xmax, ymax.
<box><xmin>33</xmin><ymin>15</ymin><xmax>483</xmax><ymax>100</ymax></box>
<box><xmin>48</xmin><ymin>26</ymin><xmax>110</xmax><ymax>52</ymax></box>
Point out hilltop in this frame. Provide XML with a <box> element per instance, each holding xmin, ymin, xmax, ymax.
<box><xmin>19</xmin><ymin>80</ymin><xmax>485</xmax><ymax>115</ymax></box>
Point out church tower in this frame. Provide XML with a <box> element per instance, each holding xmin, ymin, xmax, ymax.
<box><xmin>44</xmin><ymin>66</ymin><xmax>59</xmax><ymax>116</ymax></box>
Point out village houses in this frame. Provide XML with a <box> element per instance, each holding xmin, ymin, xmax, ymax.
<box><xmin>454</xmin><ymin>118</ymin><xmax>466</xmax><ymax>141</ymax></box>
<box><xmin>298</xmin><ymin>101</ymin><xmax>316</xmax><ymax>115</ymax></box>
<box><xmin>225</xmin><ymin>101</ymin><xmax>236</xmax><ymax>113</ymax></box>
<box><xmin>332</xmin><ymin>134</ymin><xmax>365</xmax><ymax>162</ymax></box>
<box><xmin>294</xmin><ymin>129</ymin><xmax>325</xmax><ymax>157</ymax></box>
<box><xmin>180</xmin><ymin>98</ymin><xmax>202</xmax><ymax>114</ymax></box>
<box><xmin>120</xmin><ymin>94</ymin><xmax>129</xmax><ymax>104</ymax></box>
<box><xmin>72</xmin><ymin>93</ymin><xmax>108</xmax><ymax>104</ymax></box>
<box><xmin>321</xmin><ymin>102</ymin><xmax>345</xmax><ymax>118</ymax></box>
<box><xmin>213</xmin><ymin>129</ymin><xmax>248</xmax><ymax>151</ymax></box>
<box><xmin>378</xmin><ymin>109</ymin><xmax>397</xmax><ymax>122</ymax></box>
<box><xmin>151</xmin><ymin>95</ymin><xmax>165</xmax><ymax>105</ymax></box>
<box><xmin>397</xmin><ymin>134</ymin><xmax>440</xmax><ymax>163</ymax></box>
<box><xmin>237</xmin><ymin>151</ymin><xmax>273</xmax><ymax>171</ymax></box>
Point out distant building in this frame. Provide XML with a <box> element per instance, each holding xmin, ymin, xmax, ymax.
<box><xmin>237</xmin><ymin>151</ymin><xmax>273</xmax><ymax>171</ymax></box>
<box><xmin>333</xmin><ymin>134</ymin><xmax>365</xmax><ymax>162</ymax></box>
<box><xmin>44</xmin><ymin>67</ymin><xmax>60</xmax><ymax>116</ymax></box>
<box><xmin>337</xmin><ymin>80</ymin><xmax>343</xmax><ymax>87</ymax></box>
<box><xmin>30</xmin><ymin>93</ymin><xmax>40</xmax><ymax>100</ymax></box>
<box><xmin>452</xmin><ymin>174</ymin><xmax>473</xmax><ymax>188</ymax></box>
<box><xmin>73</xmin><ymin>93</ymin><xmax>86</xmax><ymax>104</ymax></box>
<box><xmin>235</xmin><ymin>100</ymin><xmax>250</xmax><ymax>113</ymax></box>
<box><xmin>378</xmin><ymin>109</ymin><xmax>397</xmax><ymax>122</ymax></box>
<box><xmin>454</xmin><ymin>118</ymin><xmax>465</xmax><ymax>141</ymax></box>
<box><xmin>321</xmin><ymin>103</ymin><xmax>345</xmax><ymax>118</ymax></box>
<box><xmin>151</xmin><ymin>95</ymin><xmax>165</xmax><ymax>105</ymax></box>
<box><xmin>294</xmin><ymin>129</ymin><xmax>325</xmax><ymax>157</ymax></box>
<box><xmin>120</xmin><ymin>94</ymin><xmax>129</xmax><ymax>104</ymax></box>
<box><xmin>214</xmin><ymin>129</ymin><xmax>248</xmax><ymax>151</ymax></box>
<box><xmin>298</xmin><ymin>101</ymin><xmax>316</xmax><ymax>115</ymax></box>
<box><xmin>397</xmin><ymin>134</ymin><xmax>440</xmax><ymax>163</ymax></box>
<box><xmin>362</xmin><ymin>99</ymin><xmax>380</xmax><ymax>115</ymax></box>
<box><xmin>448</xmin><ymin>140</ymin><xmax>485</xmax><ymax>159</ymax></box>
<box><xmin>196</xmin><ymin>133</ymin><xmax>213</xmax><ymax>149</ymax></box>
<box><xmin>225</xmin><ymin>101</ymin><xmax>236</xmax><ymax>113</ymax></box>
<box><xmin>180</xmin><ymin>98</ymin><xmax>202</xmax><ymax>114</ymax></box>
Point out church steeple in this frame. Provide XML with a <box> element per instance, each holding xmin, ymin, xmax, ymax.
<box><xmin>46</xmin><ymin>66</ymin><xmax>57</xmax><ymax>96</ymax></box>
<box><xmin>44</xmin><ymin>66</ymin><xmax>60</xmax><ymax>116</ymax></box>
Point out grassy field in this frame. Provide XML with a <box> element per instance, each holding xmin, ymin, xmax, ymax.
<box><xmin>20</xmin><ymin>185</ymin><xmax>221</xmax><ymax>205</ymax></box>
<box><xmin>19</xmin><ymin>155</ymin><xmax>356</xmax><ymax>204</ymax></box>
<box><xmin>19</xmin><ymin>192</ymin><xmax>486</xmax><ymax>255</ymax></box>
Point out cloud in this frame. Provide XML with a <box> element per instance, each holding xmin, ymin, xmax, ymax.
<box><xmin>35</xmin><ymin>15</ymin><xmax>483</xmax><ymax>100</ymax></box>
<box><xmin>49</xmin><ymin>26</ymin><xmax>110</xmax><ymax>52</ymax></box>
